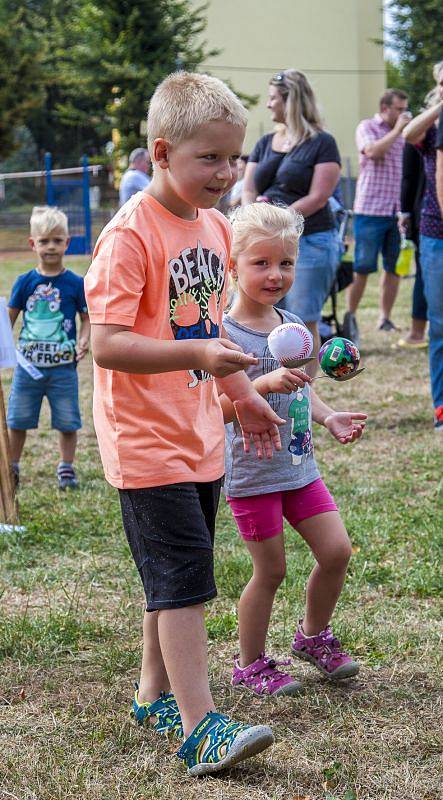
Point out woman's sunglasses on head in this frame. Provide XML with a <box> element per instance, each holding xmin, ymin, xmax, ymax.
<box><xmin>271</xmin><ymin>72</ymin><xmax>289</xmax><ymax>93</ymax></box>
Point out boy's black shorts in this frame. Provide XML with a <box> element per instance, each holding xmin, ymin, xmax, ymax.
<box><xmin>119</xmin><ymin>480</ymin><xmax>222</xmax><ymax>612</ymax></box>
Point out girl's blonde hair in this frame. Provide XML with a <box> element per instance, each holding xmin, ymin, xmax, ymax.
<box><xmin>270</xmin><ymin>69</ymin><xmax>323</xmax><ymax>145</ymax></box>
<box><xmin>424</xmin><ymin>60</ymin><xmax>443</xmax><ymax>108</ymax></box>
<box><xmin>230</xmin><ymin>203</ymin><xmax>304</xmax><ymax>262</ymax></box>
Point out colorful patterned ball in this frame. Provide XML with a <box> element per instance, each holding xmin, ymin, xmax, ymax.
<box><xmin>318</xmin><ymin>337</ymin><xmax>360</xmax><ymax>379</ymax></box>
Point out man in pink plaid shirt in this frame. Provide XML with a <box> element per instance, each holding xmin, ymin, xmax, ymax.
<box><xmin>344</xmin><ymin>89</ymin><xmax>411</xmax><ymax>342</ymax></box>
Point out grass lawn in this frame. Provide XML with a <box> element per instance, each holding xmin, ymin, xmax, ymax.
<box><xmin>0</xmin><ymin>253</ymin><xmax>441</xmax><ymax>800</ymax></box>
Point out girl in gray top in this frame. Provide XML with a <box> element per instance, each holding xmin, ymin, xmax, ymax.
<box><xmin>219</xmin><ymin>204</ymin><xmax>367</xmax><ymax>696</ymax></box>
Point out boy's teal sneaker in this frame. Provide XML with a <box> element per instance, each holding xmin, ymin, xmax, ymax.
<box><xmin>130</xmin><ymin>684</ymin><xmax>183</xmax><ymax>738</ymax></box>
<box><xmin>176</xmin><ymin>712</ymin><xmax>274</xmax><ymax>776</ymax></box>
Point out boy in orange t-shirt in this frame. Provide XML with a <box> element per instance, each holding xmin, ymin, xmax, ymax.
<box><xmin>85</xmin><ymin>72</ymin><xmax>285</xmax><ymax>776</ymax></box>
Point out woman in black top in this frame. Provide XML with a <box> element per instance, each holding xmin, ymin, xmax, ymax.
<box><xmin>242</xmin><ymin>69</ymin><xmax>341</xmax><ymax>373</ymax></box>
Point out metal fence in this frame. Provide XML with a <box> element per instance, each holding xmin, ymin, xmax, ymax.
<box><xmin>0</xmin><ymin>168</ymin><xmax>118</xmax><ymax>253</ymax></box>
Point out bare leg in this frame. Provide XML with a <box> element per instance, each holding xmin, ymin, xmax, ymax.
<box><xmin>8</xmin><ymin>429</ymin><xmax>27</xmax><ymax>462</ymax></box>
<box><xmin>304</xmin><ymin>321</ymin><xmax>319</xmax><ymax>378</ymax></box>
<box><xmin>238</xmin><ymin>534</ymin><xmax>286</xmax><ymax>667</ymax></box>
<box><xmin>59</xmin><ymin>431</ymin><xmax>77</xmax><ymax>463</ymax></box>
<box><xmin>296</xmin><ymin>511</ymin><xmax>352</xmax><ymax>635</ymax></box>
<box><xmin>379</xmin><ymin>271</ymin><xmax>401</xmax><ymax>322</ymax></box>
<box><xmin>157</xmin><ymin>604</ymin><xmax>215</xmax><ymax>738</ymax></box>
<box><xmin>404</xmin><ymin>318</ymin><xmax>427</xmax><ymax>343</ymax></box>
<box><xmin>137</xmin><ymin>610</ymin><xmax>170</xmax><ymax>704</ymax></box>
<box><xmin>347</xmin><ymin>273</ymin><xmax>368</xmax><ymax>315</ymax></box>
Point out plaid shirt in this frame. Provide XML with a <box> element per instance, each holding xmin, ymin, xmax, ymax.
<box><xmin>354</xmin><ymin>114</ymin><xmax>405</xmax><ymax>216</ymax></box>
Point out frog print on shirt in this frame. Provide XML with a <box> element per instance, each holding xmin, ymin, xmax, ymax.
<box><xmin>19</xmin><ymin>283</ymin><xmax>76</xmax><ymax>366</ymax></box>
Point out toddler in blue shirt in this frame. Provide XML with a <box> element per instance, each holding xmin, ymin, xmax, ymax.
<box><xmin>7</xmin><ymin>206</ymin><xmax>90</xmax><ymax>489</ymax></box>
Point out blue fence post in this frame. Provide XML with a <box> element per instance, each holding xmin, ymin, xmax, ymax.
<box><xmin>45</xmin><ymin>152</ymin><xmax>54</xmax><ymax>205</ymax></box>
<box><xmin>82</xmin><ymin>155</ymin><xmax>92</xmax><ymax>254</ymax></box>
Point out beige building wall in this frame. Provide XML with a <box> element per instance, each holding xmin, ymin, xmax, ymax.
<box><xmin>189</xmin><ymin>0</ymin><xmax>386</xmax><ymax>178</ymax></box>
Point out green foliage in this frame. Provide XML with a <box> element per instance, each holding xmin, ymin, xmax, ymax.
<box><xmin>2</xmin><ymin>0</ymin><xmax>254</xmax><ymax>166</ymax></box>
<box><xmin>0</xmin><ymin>126</ymin><xmax>38</xmax><ymax>170</ymax></box>
<box><xmin>0</xmin><ymin>1</ymin><xmax>46</xmax><ymax>158</ymax></box>
<box><xmin>25</xmin><ymin>0</ymin><xmax>215</xmax><ymax>164</ymax></box>
<box><xmin>386</xmin><ymin>0</ymin><xmax>443</xmax><ymax>112</ymax></box>
<box><xmin>385</xmin><ymin>59</ymin><xmax>403</xmax><ymax>91</ymax></box>
<box><xmin>0</xmin><ymin>126</ymin><xmax>41</xmax><ymax>207</ymax></box>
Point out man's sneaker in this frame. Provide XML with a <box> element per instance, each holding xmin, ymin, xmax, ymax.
<box><xmin>378</xmin><ymin>318</ymin><xmax>400</xmax><ymax>333</ymax></box>
<box><xmin>342</xmin><ymin>311</ymin><xmax>360</xmax><ymax>348</ymax></box>
<box><xmin>176</xmin><ymin>712</ymin><xmax>274</xmax><ymax>776</ymax></box>
<box><xmin>57</xmin><ymin>462</ymin><xmax>79</xmax><ymax>490</ymax></box>
<box><xmin>130</xmin><ymin>684</ymin><xmax>183</xmax><ymax>738</ymax></box>
<box><xmin>434</xmin><ymin>406</ymin><xmax>443</xmax><ymax>431</ymax></box>
<box><xmin>291</xmin><ymin>621</ymin><xmax>359</xmax><ymax>679</ymax></box>
<box><xmin>232</xmin><ymin>653</ymin><xmax>303</xmax><ymax>696</ymax></box>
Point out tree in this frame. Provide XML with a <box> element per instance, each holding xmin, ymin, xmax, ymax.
<box><xmin>386</xmin><ymin>0</ymin><xmax>443</xmax><ymax>112</ymax></box>
<box><xmin>0</xmin><ymin>127</ymin><xmax>40</xmax><ymax>207</ymax></box>
<box><xmin>32</xmin><ymin>0</ymin><xmax>218</xmax><ymax>163</ymax></box>
<box><xmin>385</xmin><ymin>59</ymin><xmax>403</xmax><ymax>91</ymax></box>
<box><xmin>0</xmin><ymin>1</ymin><xmax>46</xmax><ymax>159</ymax></box>
<box><xmin>24</xmin><ymin>0</ymin><xmax>111</xmax><ymax>166</ymax></box>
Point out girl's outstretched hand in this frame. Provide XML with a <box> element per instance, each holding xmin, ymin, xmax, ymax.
<box><xmin>324</xmin><ymin>412</ymin><xmax>367</xmax><ymax>444</ymax></box>
<box><xmin>233</xmin><ymin>392</ymin><xmax>285</xmax><ymax>460</ymax></box>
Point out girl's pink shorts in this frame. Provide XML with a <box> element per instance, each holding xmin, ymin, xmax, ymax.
<box><xmin>226</xmin><ymin>478</ymin><xmax>337</xmax><ymax>542</ymax></box>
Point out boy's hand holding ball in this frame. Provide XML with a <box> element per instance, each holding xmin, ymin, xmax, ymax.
<box><xmin>199</xmin><ymin>338</ymin><xmax>258</xmax><ymax>378</ymax></box>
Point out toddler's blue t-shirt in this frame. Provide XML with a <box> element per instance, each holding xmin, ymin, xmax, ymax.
<box><xmin>8</xmin><ymin>268</ymin><xmax>87</xmax><ymax>367</ymax></box>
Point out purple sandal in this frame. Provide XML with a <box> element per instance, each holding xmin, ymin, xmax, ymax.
<box><xmin>291</xmin><ymin>621</ymin><xmax>359</xmax><ymax>679</ymax></box>
<box><xmin>232</xmin><ymin>652</ymin><xmax>303</xmax><ymax>696</ymax></box>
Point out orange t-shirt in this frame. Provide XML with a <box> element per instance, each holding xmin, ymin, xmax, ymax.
<box><xmin>84</xmin><ymin>193</ymin><xmax>231</xmax><ymax>489</ymax></box>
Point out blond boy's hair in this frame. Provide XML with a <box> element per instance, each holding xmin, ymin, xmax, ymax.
<box><xmin>147</xmin><ymin>72</ymin><xmax>248</xmax><ymax>155</ymax></box>
<box><xmin>30</xmin><ymin>206</ymin><xmax>69</xmax><ymax>237</ymax></box>
<box><xmin>230</xmin><ymin>203</ymin><xmax>304</xmax><ymax>263</ymax></box>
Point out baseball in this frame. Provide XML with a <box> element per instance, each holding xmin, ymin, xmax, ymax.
<box><xmin>267</xmin><ymin>322</ymin><xmax>313</xmax><ymax>365</ymax></box>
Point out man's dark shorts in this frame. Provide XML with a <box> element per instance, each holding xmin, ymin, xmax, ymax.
<box><xmin>119</xmin><ymin>480</ymin><xmax>222</xmax><ymax>611</ymax></box>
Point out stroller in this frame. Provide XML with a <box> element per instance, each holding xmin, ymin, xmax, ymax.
<box><xmin>319</xmin><ymin>209</ymin><xmax>359</xmax><ymax>346</ymax></box>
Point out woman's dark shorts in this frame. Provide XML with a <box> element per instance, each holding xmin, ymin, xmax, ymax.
<box><xmin>119</xmin><ymin>480</ymin><xmax>222</xmax><ymax>612</ymax></box>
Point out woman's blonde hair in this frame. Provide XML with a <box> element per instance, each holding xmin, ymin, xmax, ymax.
<box><xmin>230</xmin><ymin>203</ymin><xmax>304</xmax><ymax>262</ymax></box>
<box><xmin>270</xmin><ymin>69</ymin><xmax>323</xmax><ymax>145</ymax></box>
<box><xmin>424</xmin><ymin>61</ymin><xmax>443</xmax><ymax>108</ymax></box>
